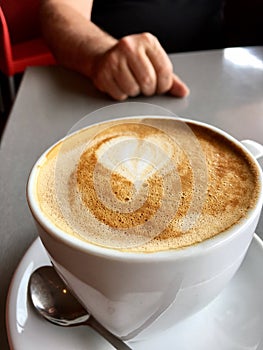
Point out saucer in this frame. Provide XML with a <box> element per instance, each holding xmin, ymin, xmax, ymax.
<box><xmin>6</xmin><ymin>235</ymin><xmax>263</xmax><ymax>350</ymax></box>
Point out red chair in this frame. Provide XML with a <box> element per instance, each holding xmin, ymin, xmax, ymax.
<box><xmin>0</xmin><ymin>0</ymin><xmax>56</xmax><ymax>102</ymax></box>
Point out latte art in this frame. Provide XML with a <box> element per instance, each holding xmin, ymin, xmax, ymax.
<box><xmin>55</xmin><ymin>122</ymin><xmax>188</xmax><ymax>248</ymax></box>
<box><xmin>36</xmin><ymin>118</ymin><xmax>260</xmax><ymax>252</ymax></box>
<box><xmin>94</xmin><ymin>135</ymin><xmax>174</xmax><ymax>181</ymax></box>
<box><xmin>92</xmin><ymin>134</ymin><xmax>175</xmax><ymax>212</ymax></box>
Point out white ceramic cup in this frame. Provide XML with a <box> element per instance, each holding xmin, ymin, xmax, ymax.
<box><xmin>27</xmin><ymin>117</ymin><xmax>263</xmax><ymax>342</ymax></box>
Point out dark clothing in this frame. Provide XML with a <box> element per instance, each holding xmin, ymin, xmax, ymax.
<box><xmin>91</xmin><ymin>0</ymin><xmax>226</xmax><ymax>53</ymax></box>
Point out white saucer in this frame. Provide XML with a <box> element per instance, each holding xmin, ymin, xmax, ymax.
<box><xmin>6</xmin><ymin>235</ymin><xmax>263</xmax><ymax>350</ymax></box>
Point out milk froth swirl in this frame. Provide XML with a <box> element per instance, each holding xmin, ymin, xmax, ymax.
<box><xmin>37</xmin><ymin>117</ymin><xmax>259</xmax><ymax>251</ymax></box>
<box><xmin>52</xmin><ymin>118</ymin><xmax>207</xmax><ymax>249</ymax></box>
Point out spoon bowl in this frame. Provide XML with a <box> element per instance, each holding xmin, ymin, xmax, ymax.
<box><xmin>29</xmin><ymin>266</ymin><xmax>132</xmax><ymax>349</ymax></box>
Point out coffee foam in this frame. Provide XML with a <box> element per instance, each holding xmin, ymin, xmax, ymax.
<box><xmin>54</xmin><ymin>121</ymin><xmax>187</xmax><ymax>248</ymax></box>
<box><xmin>94</xmin><ymin>134</ymin><xmax>174</xmax><ymax>186</ymax></box>
<box><xmin>36</xmin><ymin>118</ymin><xmax>260</xmax><ymax>252</ymax></box>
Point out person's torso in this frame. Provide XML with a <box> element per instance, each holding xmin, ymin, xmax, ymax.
<box><xmin>91</xmin><ymin>0</ymin><xmax>225</xmax><ymax>53</ymax></box>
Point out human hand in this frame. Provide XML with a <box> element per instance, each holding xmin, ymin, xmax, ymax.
<box><xmin>89</xmin><ymin>32</ymin><xmax>190</xmax><ymax>100</ymax></box>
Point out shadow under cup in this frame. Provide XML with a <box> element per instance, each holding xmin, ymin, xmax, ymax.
<box><xmin>26</xmin><ymin>116</ymin><xmax>263</xmax><ymax>341</ymax></box>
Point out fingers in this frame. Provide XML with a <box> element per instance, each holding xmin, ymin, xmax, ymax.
<box><xmin>90</xmin><ymin>32</ymin><xmax>190</xmax><ymax>100</ymax></box>
<box><xmin>169</xmin><ymin>74</ymin><xmax>190</xmax><ymax>97</ymax></box>
<box><xmin>143</xmin><ymin>34</ymin><xmax>174</xmax><ymax>94</ymax></box>
<box><xmin>119</xmin><ymin>33</ymin><xmax>188</xmax><ymax>97</ymax></box>
<box><xmin>114</xmin><ymin>59</ymin><xmax>141</xmax><ymax>97</ymax></box>
<box><xmin>97</xmin><ymin>76</ymin><xmax>128</xmax><ymax>101</ymax></box>
<box><xmin>91</xmin><ymin>52</ymin><xmax>129</xmax><ymax>101</ymax></box>
<box><xmin>118</xmin><ymin>34</ymin><xmax>158</xmax><ymax>96</ymax></box>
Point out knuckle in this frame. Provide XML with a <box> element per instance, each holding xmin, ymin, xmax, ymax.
<box><xmin>118</xmin><ymin>78</ymin><xmax>140</xmax><ymax>97</ymax></box>
<box><xmin>141</xmin><ymin>32</ymin><xmax>156</xmax><ymax>44</ymax></box>
<box><xmin>128</xmin><ymin>85</ymin><xmax>140</xmax><ymax>97</ymax></box>
<box><xmin>108</xmin><ymin>84</ymin><xmax>128</xmax><ymax>101</ymax></box>
<box><xmin>140</xmin><ymin>77</ymin><xmax>156</xmax><ymax>95</ymax></box>
<box><xmin>101</xmin><ymin>82</ymin><xmax>128</xmax><ymax>101</ymax></box>
<box><xmin>118</xmin><ymin>36</ymin><xmax>135</xmax><ymax>53</ymax></box>
<box><xmin>113</xmin><ymin>92</ymin><xmax>128</xmax><ymax>101</ymax></box>
<box><xmin>141</xmin><ymin>74</ymin><xmax>153</xmax><ymax>87</ymax></box>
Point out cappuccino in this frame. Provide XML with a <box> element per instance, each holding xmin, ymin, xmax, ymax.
<box><xmin>35</xmin><ymin>118</ymin><xmax>260</xmax><ymax>252</ymax></box>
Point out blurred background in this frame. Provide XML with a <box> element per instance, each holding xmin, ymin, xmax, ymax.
<box><xmin>0</xmin><ymin>0</ymin><xmax>262</xmax><ymax>140</ymax></box>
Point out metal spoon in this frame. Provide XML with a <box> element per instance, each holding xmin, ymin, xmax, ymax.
<box><xmin>29</xmin><ymin>266</ymin><xmax>132</xmax><ymax>349</ymax></box>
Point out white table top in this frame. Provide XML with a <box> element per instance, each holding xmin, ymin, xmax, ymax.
<box><xmin>1</xmin><ymin>47</ymin><xmax>263</xmax><ymax>349</ymax></box>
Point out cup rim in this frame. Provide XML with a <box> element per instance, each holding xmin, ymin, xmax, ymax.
<box><xmin>26</xmin><ymin>115</ymin><xmax>263</xmax><ymax>262</ymax></box>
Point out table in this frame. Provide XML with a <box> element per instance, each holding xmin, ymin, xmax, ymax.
<box><xmin>1</xmin><ymin>47</ymin><xmax>263</xmax><ymax>349</ymax></box>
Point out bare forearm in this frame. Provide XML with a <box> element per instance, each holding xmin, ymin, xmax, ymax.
<box><xmin>39</xmin><ymin>0</ymin><xmax>117</xmax><ymax>77</ymax></box>
<box><xmin>39</xmin><ymin>0</ymin><xmax>189</xmax><ymax>100</ymax></box>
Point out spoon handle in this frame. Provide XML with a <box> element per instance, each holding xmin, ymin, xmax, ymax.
<box><xmin>86</xmin><ymin>315</ymin><xmax>133</xmax><ymax>349</ymax></box>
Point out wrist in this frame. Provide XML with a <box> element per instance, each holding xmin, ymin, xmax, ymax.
<box><xmin>82</xmin><ymin>36</ymin><xmax>118</xmax><ymax>78</ymax></box>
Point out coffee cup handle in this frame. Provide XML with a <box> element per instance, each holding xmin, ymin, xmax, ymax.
<box><xmin>241</xmin><ymin>140</ymin><xmax>263</xmax><ymax>160</ymax></box>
